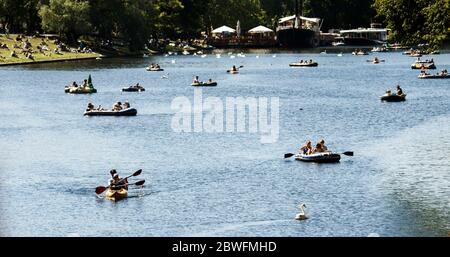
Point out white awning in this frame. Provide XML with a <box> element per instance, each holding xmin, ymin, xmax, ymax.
<box><xmin>278</xmin><ymin>15</ymin><xmax>320</xmax><ymax>24</ymax></box>
<box><xmin>248</xmin><ymin>25</ymin><xmax>274</xmax><ymax>34</ymax></box>
<box><xmin>212</xmin><ymin>26</ymin><xmax>236</xmax><ymax>34</ymax></box>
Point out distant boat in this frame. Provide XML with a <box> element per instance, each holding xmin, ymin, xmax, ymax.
<box><xmin>340</xmin><ymin>23</ymin><xmax>389</xmax><ymax>46</ymax></box>
<box><xmin>276</xmin><ymin>0</ymin><xmax>321</xmax><ymax>48</ymax></box>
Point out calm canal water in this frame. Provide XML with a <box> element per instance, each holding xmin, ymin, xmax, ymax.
<box><xmin>0</xmin><ymin>50</ymin><xmax>449</xmax><ymax>236</ymax></box>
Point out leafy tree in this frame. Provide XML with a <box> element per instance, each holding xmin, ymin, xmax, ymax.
<box><xmin>374</xmin><ymin>0</ymin><xmax>450</xmax><ymax>48</ymax></box>
<box><xmin>39</xmin><ymin>0</ymin><xmax>91</xmax><ymax>42</ymax></box>
<box><xmin>0</xmin><ymin>0</ymin><xmax>41</xmax><ymax>33</ymax></box>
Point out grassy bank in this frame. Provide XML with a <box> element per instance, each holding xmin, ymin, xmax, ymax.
<box><xmin>0</xmin><ymin>34</ymin><xmax>101</xmax><ymax>66</ymax></box>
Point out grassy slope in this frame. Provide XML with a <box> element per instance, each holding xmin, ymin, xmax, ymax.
<box><xmin>0</xmin><ymin>34</ymin><xmax>100</xmax><ymax>65</ymax></box>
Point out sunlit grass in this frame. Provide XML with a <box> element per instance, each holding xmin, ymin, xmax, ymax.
<box><xmin>0</xmin><ymin>34</ymin><xmax>100</xmax><ymax>65</ymax></box>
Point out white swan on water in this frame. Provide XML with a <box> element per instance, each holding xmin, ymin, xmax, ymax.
<box><xmin>295</xmin><ymin>203</ymin><xmax>308</xmax><ymax>220</ymax></box>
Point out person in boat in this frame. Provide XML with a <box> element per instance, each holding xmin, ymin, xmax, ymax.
<box><xmin>374</xmin><ymin>57</ymin><xmax>379</xmax><ymax>62</ymax></box>
<box><xmin>312</xmin><ymin>143</ymin><xmax>326</xmax><ymax>154</ymax></box>
<box><xmin>109</xmin><ymin>172</ymin><xmax>128</xmax><ymax>190</ymax></box>
<box><xmin>112</xmin><ymin>102</ymin><xmax>123</xmax><ymax>111</ymax></box>
<box><xmin>300</xmin><ymin>141</ymin><xmax>313</xmax><ymax>155</ymax></box>
<box><xmin>72</xmin><ymin>81</ymin><xmax>78</xmax><ymax>88</ymax></box>
<box><xmin>396</xmin><ymin>85</ymin><xmax>403</xmax><ymax>96</ymax></box>
<box><xmin>193</xmin><ymin>76</ymin><xmax>200</xmax><ymax>84</ymax></box>
<box><xmin>86</xmin><ymin>102</ymin><xmax>95</xmax><ymax>112</ymax></box>
<box><xmin>122</xmin><ymin>101</ymin><xmax>130</xmax><ymax>109</ymax></box>
<box><xmin>299</xmin><ymin>60</ymin><xmax>303</xmax><ymax>64</ymax></box>
<box><xmin>81</xmin><ymin>79</ymin><xmax>88</xmax><ymax>88</ymax></box>
<box><xmin>232</xmin><ymin>65</ymin><xmax>238</xmax><ymax>72</ymax></box>
<box><xmin>386</xmin><ymin>89</ymin><xmax>392</xmax><ymax>95</ymax></box>
<box><xmin>309</xmin><ymin>59</ymin><xmax>313</xmax><ymax>64</ymax></box>
<box><xmin>207</xmin><ymin>79</ymin><xmax>213</xmax><ymax>83</ymax></box>
<box><xmin>318</xmin><ymin>139</ymin><xmax>329</xmax><ymax>152</ymax></box>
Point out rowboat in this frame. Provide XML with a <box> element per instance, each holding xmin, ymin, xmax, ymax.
<box><xmin>295</xmin><ymin>152</ymin><xmax>341</xmax><ymax>163</ymax></box>
<box><xmin>146</xmin><ymin>67</ymin><xmax>164</xmax><ymax>72</ymax></box>
<box><xmin>65</xmin><ymin>86</ymin><xmax>97</xmax><ymax>94</ymax></box>
<box><xmin>122</xmin><ymin>86</ymin><xmax>145</xmax><ymax>92</ymax></box>
<box><xmin>411</xmin><ymin>62</ymin><xmax>436</xmax><ymax>70</ymax></box>
<box><xmin>289</xmin><ymin>62</ymin><xmax>318</xmax><ymax>67</ymax></box>
<box><xmin>380</xmin><ymin>94</ymin><xmax>407</xmax><ymax>102</ymax></box>
<box><xmin>418</xmin><ymin>74</ymin><xmax>450</xmax><ymax>79</ymax></box>
<box><xmin>191</xmin><ymin>82</ymin><xmax>218</xmax><ymax>87</ymax></box>
<box><xmin>84</xmin><ymin>108</ymin><xmax>138</xmax><ymax>116</ymax></box>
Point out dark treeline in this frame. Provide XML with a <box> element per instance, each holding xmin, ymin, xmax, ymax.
<box><xmin>0</xmin><ymin>0</ymin><xmax>449</xmax><ymax>50</ymax></box>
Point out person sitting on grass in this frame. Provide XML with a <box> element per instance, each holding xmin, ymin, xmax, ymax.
<box><xmin>10</xmin><ymin>50</ymin><xmax>17</xmax><ymax>58</ymax></box>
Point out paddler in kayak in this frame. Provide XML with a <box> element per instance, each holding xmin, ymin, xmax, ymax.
<box><xmin>109</xmin><ymin>170</ymin><xmax>128</xmax><ymax>190</ymax></box>
<box><xmin>300</xmin><ymin>140</ymin><xmax>313</xmax><ymax>155</ymax></box>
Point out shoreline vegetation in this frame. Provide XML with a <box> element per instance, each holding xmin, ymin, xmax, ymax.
<box><xmin>1</xmin><ymin>1</ymin><xmax>448</xmax><ymax>61</ymax></box>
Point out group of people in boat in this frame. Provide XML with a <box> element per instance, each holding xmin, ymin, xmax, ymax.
<box><xmin>298</xmin><ymin>59</ymin><xmax>315</xmax><ymax>64</ymax></box>
<box><xmin>86</xmin><ymin>101</ymin><xmax>131</xmax><ymax>112</ymax></box>
<box><xmin>353</xmin><ymin>49</ymin><xmax>368</xmax><ymax>55</ymax></box>
<box><xmin>193</xmin><ymin>76</ymin><xmax>214</xmax><ymax>84</ymax></box>
<box><xmin>149</xmin><ymin>63</ymin><xmax>161</xmax><ymax>70</ymax></box>
<box><xmin>299</xmin><ymin>140</ymin><xmax>329</xmax><ymax>155</ymax></box>
<box><xmin>420</xmin><ymin>69</ymin><xmax>448</xmax><ymax>77</ymax></box>
<box><xmin>416</xmin><ymin>57</ymin><xmax>434</xmax><ymax>63</ymax></box>
<box><xmin>69</xmin><ymin>79</ymin><xmax>90</xmax><ymax>89</ymax></box>
<box><xmin>385</xmin><ymin>85</ymin><xmax>404</xmax><ymax>96</ymax></box>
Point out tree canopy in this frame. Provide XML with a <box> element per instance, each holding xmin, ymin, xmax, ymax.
<box><xmin>374</xmin><ymin>0</ymin><xmax>450</xmax><ymax>49</ymax></box>
<box><xmin>0</xmin><ymin>0</ymin><xmax>448</xmax><ymax>50</ymax></box>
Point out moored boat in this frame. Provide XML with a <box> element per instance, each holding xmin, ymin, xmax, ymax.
<box><xmin>295</xmin><ymin>152</ymin><xmax>341</xmax><ymax>163</ymax></box>
<box><xmin>380</xmin><ymin>93</ymin><xmax>406</xmax><ymax>102</ymax></box>
<box><xmin>105</xmin><ymin>188</ymin><xmax>128</xmax><ymax>201</ymax></box>
<box><xmin>352</xmin><ymin>50</ymin><xmax>369</xmax><ymax>56</ymax></box>
<box><xmin>84</xmin><ymin>108</ymin><xmax>138</xmax><ymax>116</ymax></box>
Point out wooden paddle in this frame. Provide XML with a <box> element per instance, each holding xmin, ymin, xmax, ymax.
<box><xmin>284</xmin><ymin>151</ymin><xmax>354</xmax><ymax>159</ymax></box>
<box><xmin>227</xmin><ymin>65</ymin><xmax>244</xmax><ymax>73</ymax></box>
<box><xmin>95</xmin><ymin>169</ymin><xmax>142</xmax><ymax>194</ymax></box>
